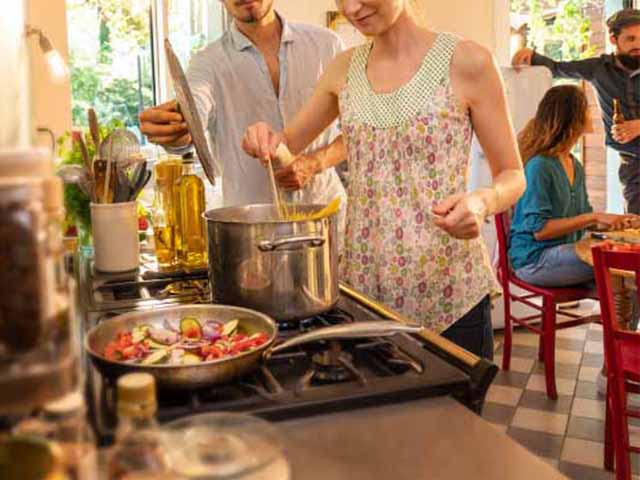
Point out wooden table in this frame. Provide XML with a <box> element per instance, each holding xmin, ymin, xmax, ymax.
<box><xmin>576</xmin><ymin>231</ymin><xmax>636</xmax><ymax>329</ymax></box>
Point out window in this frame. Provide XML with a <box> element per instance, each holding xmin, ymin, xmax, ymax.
<box><xmin>65</xmin><ymin>0</ymin><xmax>225</xmax><ymax>136</ymax></box>
<box><xmin>66</xmin><ymin>0</ymin><xmax>154</xmax><ymax>137</ymax></box>
<box><xmin>167</xmin><ymin>0</ymin><xmax>225</xmax><ymax>71</ymax></box>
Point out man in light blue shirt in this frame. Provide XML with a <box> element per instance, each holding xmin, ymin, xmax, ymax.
<box><xmin>139</xmin><ymin>0</ymin><xmax>347</xmax><ymax>225</ymax></box>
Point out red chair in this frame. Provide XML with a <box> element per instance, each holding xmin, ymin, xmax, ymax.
<box><xmin>495</xmin><ymin>212</ymin><xmax>598</xmax><ymax>399</ymax></box>
<box><xmin>592</xmin><ymin>245</ymin><xmax>640</xmax><ymax>480</ymax></box>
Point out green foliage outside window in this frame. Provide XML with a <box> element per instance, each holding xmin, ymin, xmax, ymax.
<box><xmin>66</xmin><ymin>0</ymin><xmax>153</xmax><ymax>130</ymax></box>
<box><xmin>511</xmin><ymin>0</ymin><xmax>598</xmax><ymax>61</ymax></box>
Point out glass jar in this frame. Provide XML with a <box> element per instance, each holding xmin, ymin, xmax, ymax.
<box><xmin>0</xmin><ymin>175</ymin><xmax>76</xmax><ymax>414</ymax></box>
<box><xmin>162</xmin><ymin>413</ymin><xmax>290</xmax><ymax>480</ymax></box>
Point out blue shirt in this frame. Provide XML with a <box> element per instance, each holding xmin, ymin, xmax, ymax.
<box><xmin>509</xmin><ymin>155</ymin><xmax>593</xmax><ymax>270</ymax></box>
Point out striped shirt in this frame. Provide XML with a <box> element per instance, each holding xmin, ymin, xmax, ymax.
<box><xmin>179</xmin><ymin>14</ymin><xmax>347</xmax><ymax>210</ymax></box>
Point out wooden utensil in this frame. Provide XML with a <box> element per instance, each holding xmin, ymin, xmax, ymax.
<box><xmin>102</xmin><ymin>140</ymin><xmax>114</xmax><ymax>204</ymax></box>
<box><xmin>88</xmin><ymin>108</ymin><xmax>101</xmax><ymax>150</ymax></box>
<box><xmin>266</xmin><ymin>156</ymin><xmax>286</xmax><ymax>219</ymax></box>
<box><xmin>77</xmin><ymin>135</ymin><xmax>93</xmax><ymax>175</ymax></box>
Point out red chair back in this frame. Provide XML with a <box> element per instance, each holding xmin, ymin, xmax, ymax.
<box><xmin>592</xmin><ymin>245</ymin><xmax>640</xmax><ymax>369</ymax></box>
<box><xmin>592</xmin><ymin>244</ymin><xmax>640</xmax><ymax>480</ymax></box>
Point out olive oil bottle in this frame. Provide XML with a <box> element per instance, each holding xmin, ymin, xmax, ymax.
<box><xmin>152</xmin><ymin>158</ymin><xmax>182</xmax><ymax>269</ymax></box>
<box><xmin>174</xmin><ymin>153</ymin><xmax>207</xmax><ymax>270</ymax></box>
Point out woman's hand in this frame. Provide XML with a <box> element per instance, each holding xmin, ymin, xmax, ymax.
<box><xmin>242</xmin><ymin>122</ymin><xmax>283</xmax><ymax>164</ymax></box>
<box><xmin>593</xmin><ymin>213</ymin><xmax>640</xmax><ymax>231</ymax></box>
<box><xmin>274</xmin><ymin>155</ymin><xmax>322</xmax><ymax>191</ymax></box>
<box><xmin>432</xmin><ymin>192</ymin><xmax>488</xmax><ymax>240</ymax></box>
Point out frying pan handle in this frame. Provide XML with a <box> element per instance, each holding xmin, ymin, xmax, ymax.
<box><xmin>267</xmin><ymin>321</ymin><xmax>423</xmax><ymax>356</ymax></box>
<box><xmin>257</xmin><ymin>235</ymin><xmax>325</xmax><ymax>252</ymax></box>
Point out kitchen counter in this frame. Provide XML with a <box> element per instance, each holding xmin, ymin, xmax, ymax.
<box><xmin>281</xmin><ymin>397</ymin><xmax>567</xmax><ymax>480</ymax></box>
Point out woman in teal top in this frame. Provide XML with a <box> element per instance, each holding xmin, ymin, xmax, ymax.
<box><xmin>510</xmin><ymin>85</ymin><xmax>635</xmax><ymax>287</ymax></box>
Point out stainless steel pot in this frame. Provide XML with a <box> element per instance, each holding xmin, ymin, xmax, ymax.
<box><xmin>204</xmin><ymin>204</ymin><xmax>339</xmax><ymax>321</ymax></box>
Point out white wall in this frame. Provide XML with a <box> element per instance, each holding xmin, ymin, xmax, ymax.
<box><xmin>277</xmin><ymin>0</ymin><xmax>510</xmax><ymax>60</ymax></box>
<box><xmin>0</xmin><ymin>0</ymin><xmax>30</xmax><ymax>148</ymax></box>
<box><xmin>276</xmin><ymin>0</ymin><xmax>335</xmax><ymax>29</ymax></box>
<box><xmin>27</xmin><ymin>0</ymin><xmax>72</xmax><ymax>151</ymax></box>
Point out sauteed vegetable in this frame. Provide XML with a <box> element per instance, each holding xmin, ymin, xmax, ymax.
<box><xmin>103</xmin><ymin>317</ymin><xmax>269</xmax><ymax>365</ymax></box>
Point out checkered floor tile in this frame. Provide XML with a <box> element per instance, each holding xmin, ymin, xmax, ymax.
<box><xmin>485</xmin><ymin>309</ymin><xmax>639</xmax><ymax>480</ymax></box>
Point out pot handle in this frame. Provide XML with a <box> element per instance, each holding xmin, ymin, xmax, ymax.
<box><xmin>266</xmin><ymin>321</ymin><xmax>423</xmax><ymax>357</ymax></box>
<box><xmin>257</xmin><ymin>234</ymin><xmax>325</xmax><ymax>252</ymax></box>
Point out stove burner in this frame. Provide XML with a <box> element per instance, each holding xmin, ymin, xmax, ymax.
<box><xmin>312</xmin><ymin>345</ymin><xmax>355</xmax><ymax>383</ymax></box>
<box><xmin>292</xmin><ymin>341</ymin><xmax>368</xmax><ymax>392</ymax></box>
<box><xmin>277</xmin><ymin>317</ymin><xmax>315</xmax><ymax>332</ymax></box>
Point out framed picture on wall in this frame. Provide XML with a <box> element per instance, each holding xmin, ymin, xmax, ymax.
<box><xmin>326</xmin><ymin>11</ymin><xmax>366</xmax><ymax>48</ymax></box>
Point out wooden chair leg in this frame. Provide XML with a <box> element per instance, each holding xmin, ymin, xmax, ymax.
<box><xmin>542</xmin><ymin>298</ymin><xmax>558</xmax><ymax>400</ymax></box>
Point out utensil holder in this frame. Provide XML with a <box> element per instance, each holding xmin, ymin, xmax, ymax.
<box><xmin>91</xmin><ymin>201</ymin><xmax>139</xmax><ymax>272</ymax></box>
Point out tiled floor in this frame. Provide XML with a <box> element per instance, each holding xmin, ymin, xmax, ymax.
<box><xmin>484</xmin><ymin>308</ymin><xmax>639</xmax><ymax>480</ymax></box>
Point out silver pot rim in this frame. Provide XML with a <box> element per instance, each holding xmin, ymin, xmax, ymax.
<box><xmin>203</xmin><ymin>203</ymin><xmax>335</xmax><ymax>225</ymax></box>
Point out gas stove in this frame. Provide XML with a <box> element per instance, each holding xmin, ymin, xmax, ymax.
<box><xmin>81</xmin><ymin>259</ymin><xmax>498</xmax><ymax>445</ymax></box>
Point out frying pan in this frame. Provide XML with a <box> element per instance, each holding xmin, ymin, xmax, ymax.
<box><xmin>85</xmin><ymin>304</ymin><xmax>423</xmax><ymax>389</ymax></box>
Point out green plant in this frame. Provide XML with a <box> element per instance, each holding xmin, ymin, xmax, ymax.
<box><xmin>512</xmin><ymin>0</ymin><xmax>598</xmax><ymax>61</ymax></box>
<box><xmin>66</xmin><ymin>0</ymin><xmax>153</xmax><ymax>129</ymax></box>
<box><xmin>57</xmin><ymin>119</ymin><xmax>125</xmax><ymax>232</ymax></box>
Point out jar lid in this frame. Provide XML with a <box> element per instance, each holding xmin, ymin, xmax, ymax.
<box><xmin>117</xmin><ymin>372</ymin><xmax>157</xmax><ymax>418</ymax></box>
<box><xmin>162</xmin><ymin>413</ymin><xmax>288</xmax><ymax>479</ymax></box>
<box><xmin>43</xmin><ymin>391</ymin><xmax>85</xmax><ymax>419</ymax></box>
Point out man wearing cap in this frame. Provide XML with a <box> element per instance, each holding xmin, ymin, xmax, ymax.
<box><xmin>512</xmin><ymin>9</ymin><xmax>640</xmax><ymax>213</ymax></box>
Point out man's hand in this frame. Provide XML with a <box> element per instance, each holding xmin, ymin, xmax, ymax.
<box><xmin>139</xmin><ymin>100</ymin><xmax>191</xmax><ymax>147</ymax></box>
<box><xmin>511</xmin><ymin>48</ymin><xmax>534</xmax><ymax>70</ymax></box>
<box><xmin>611</xmin><ymin>119</ymin><xmax>640</xmax><ymax>144</ymax></box>
<box><xmin>274</xmin><ymin>155</ymin><xmax>322</xmax><ymax>191</ymax></box>
<box><xmin>242</xmin><ymin>122</ymin><xmax>282</xmax><ymax>164</ymax></box>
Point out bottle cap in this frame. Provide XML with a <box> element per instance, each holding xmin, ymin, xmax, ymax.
<box><xmin>116</xmin><ymin>372</ymin><xmax>157</xmax><ymax>418</ymax></box>
<box><xmin>182</xmin><ymin>151</ymin><xmax>195</xmax><ymax>164</ymax></box>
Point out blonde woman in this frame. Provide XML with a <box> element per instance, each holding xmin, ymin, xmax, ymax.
<box><xmin>510</xmin><ymin>85</ymin><xmax>636</xmax><ymax>287</ymax></box>
<box><xmin>243</xmin><ymin>0</ymin><xmax>526</xmax><ymax>358</ymax></box>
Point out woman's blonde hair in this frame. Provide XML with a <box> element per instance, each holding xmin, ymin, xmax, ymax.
<box><xmin>408</xmin><ymin>0</ymin><xmax>426</xmax><ymax>25</ymax></box>
<box><xmin>518</xmin><ymin>85</ymin><xmax>589</xmax><ymax>163</ymax></box>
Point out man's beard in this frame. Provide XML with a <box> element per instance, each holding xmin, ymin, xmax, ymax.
<box><xmin>617</xmin><ymin>53</ymin><xmax>640</xmax><ymax>70</ymax></box>
<box><xmin>236</xmin><ymin>0</ymin><xmax>272</xmax><ymax>24</ymax></box>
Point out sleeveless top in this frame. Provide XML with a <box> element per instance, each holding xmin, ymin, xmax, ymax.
<box><xmin>338</xmin><ymin>32</ymin><xmax>499</xmax><ymax>333</ymax></box>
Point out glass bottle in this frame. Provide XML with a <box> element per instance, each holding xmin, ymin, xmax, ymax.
<box><xmin>152</xmin><ymin>158</ymin><xmax>182</xmax><ymax>270</ymax></box>
<box><xmin>174</xmin><ymin>153</ymin><xmax>207</xmax><ymax>270</ymax></box>
<box><xmin>613</xmin><ymin>98</ymin><xmax>625</xmax><ymax>125</ymax></box>
<box><xmin>42</xmin><ymin>392</ymin><xmax>98</xmax><ymax>480</ymax></box>
<box><xmin>11</xmin><ymin>391</ymin><xmax>96</xmax><ymax>480</ymax></box>
<box><xmin>108</xmin><ymin>373</ymin><xmax>170</xmax><ymax>480</ymax></box>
